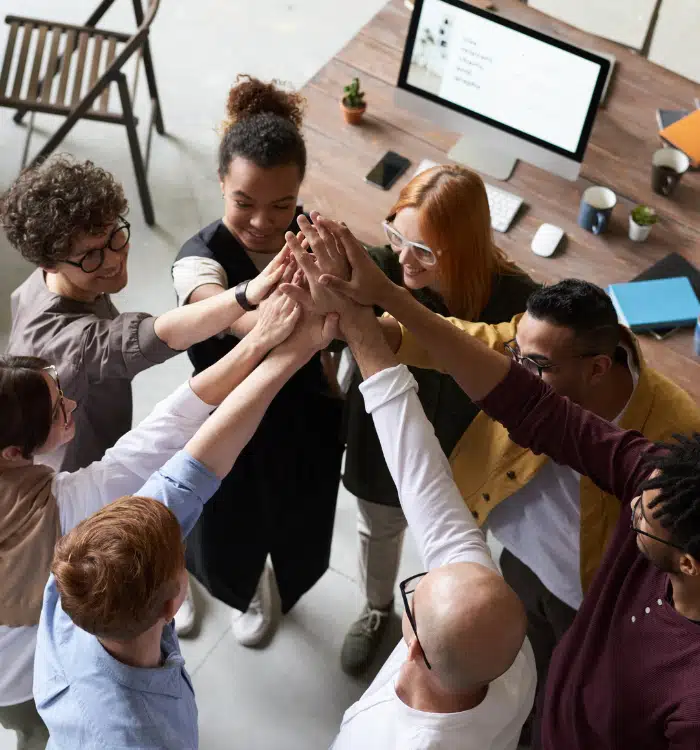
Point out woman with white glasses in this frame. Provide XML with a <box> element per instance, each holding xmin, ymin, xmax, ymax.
<box><xmin>339</xmin><ymin>164</ymin><xmax>538</xmax><ymax>676</ymax></box>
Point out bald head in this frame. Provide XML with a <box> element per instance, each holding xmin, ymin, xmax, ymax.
<box><xmin>413</xmin><ymin>562</ymin><xmax>527</xmax><ymax>693</ymax></box>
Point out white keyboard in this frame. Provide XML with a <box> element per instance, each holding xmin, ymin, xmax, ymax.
<box><xmin>414</xmin><ymin>159</ymin><xmax>523</xmax><ymax>233</ymax></box>
<box><xmin>484</xmin><ymin>182</ymin><xmax>523</xmax><ymax>233</ymax></box>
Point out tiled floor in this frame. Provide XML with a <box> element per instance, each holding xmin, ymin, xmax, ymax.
<box><xmin>0</xmin><ymin>0</ymin><xmax>438</xmax><ymax>747</ymax></box>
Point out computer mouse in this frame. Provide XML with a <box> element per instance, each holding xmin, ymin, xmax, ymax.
<box><xmin>531</xmin><ymin>223</ymin><xmax>565</xmax><ymax>257</ymax></box>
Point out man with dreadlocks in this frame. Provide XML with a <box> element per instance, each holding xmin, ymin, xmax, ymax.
<box><xmin>304</xmin><ymin>219</ymin><xmax>700</xmax><ymax>750</ymax></box>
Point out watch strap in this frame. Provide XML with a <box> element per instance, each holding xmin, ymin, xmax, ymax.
<box><xmin>234</xmin><ymin>280</ymin><xmax>256</xmax><ymax>311</ymax></box>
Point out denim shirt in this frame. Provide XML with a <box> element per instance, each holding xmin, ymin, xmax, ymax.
<box><xmin>34</xmin><ymin>451</ymin><xmax>220</xmax><ymax>749</ymax></box>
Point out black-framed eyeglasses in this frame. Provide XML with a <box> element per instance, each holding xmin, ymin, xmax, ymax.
<box><xmin>63</xmin><ymin>218</ymin><xmax>130</xmax><ymax>273</ymax></box>
<box><xmin>399</xmin><ymin>572</ymin><xmax>432</xmax><ymax>670</ymax></box>
<box><xmin>42</xmin><ymin>365</ymin><xmax>68</xmax><ymax>426</ymax></box>
<box><xmin>631</xmin><ymin>496</ymin><xmax>685</xmax><ymax>552</ymax></box>
<box><xmin>503</xmin><ymin>338</ymin><xmax>598</xmax><ymax>378</ymax></box>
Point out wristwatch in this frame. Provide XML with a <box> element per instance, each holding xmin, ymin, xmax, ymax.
<box><xmin>234</xmin><ymin>280</ymin><xmax>257</xmax><ymax>311</ymax></box>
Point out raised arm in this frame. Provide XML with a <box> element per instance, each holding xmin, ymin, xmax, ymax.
<box><xmin>343</xmin><ymin>308</ymin><xmax>497</xmax><ymax>572</ymax></box>
<box><xmin>157</xmin><ymin>244</ymin><xmax>290</xmax><ymax>348</ymax></box>
<box><xmin>52</xmin><ymin>290</ymin><xmax>300</xmax><ymax>533</ymax></box>
<box><xmin>137</xmin><ymin>307</ymin><xmax>337</xmax><ymax>536</ymax></box>
<box><xmin>315</xmin><ymin>220</ymin><xmax>660</xmax><ymax>505</ymax></box>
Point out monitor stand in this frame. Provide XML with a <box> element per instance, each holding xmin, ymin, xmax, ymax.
<box><xmin>448</xmin><ymin>136</ymin><xmax>517</xmax><ymax>181</ymax></box>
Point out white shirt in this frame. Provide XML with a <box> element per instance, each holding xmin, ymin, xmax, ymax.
<box><xmin>487</xmin><ymin>343</ymin><xmax>640</xmax><ymax>609</ymax></box>
<box><xmin>331</xmin><ymin>365</ymin><xmax>536</xmax><ymax>750</ymax></box>
<box><xmin>171</xmin><ymin>251</ymin><xmax>271</xmax><ymax>307</ymax></box>
<box><xmin>0</xmin><ymin>382</ymin><xmax>212</xmax><ymax>706</ymax></box>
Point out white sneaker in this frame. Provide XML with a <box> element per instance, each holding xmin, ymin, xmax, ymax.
<box><xmin>231</xmin><ymin>564</ymin><xmax>276</xmax><ymax>647</ymax></box>
<box><xmin>174</xmin><ymin>579</ymin><xmax>196</xmax><ymax>637</ymax></box>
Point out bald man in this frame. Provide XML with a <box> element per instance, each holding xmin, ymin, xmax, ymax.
<box><xmin>330</xmin><ymin>305</ymin><xmax>535</xmax><ymax>750</ymax></box>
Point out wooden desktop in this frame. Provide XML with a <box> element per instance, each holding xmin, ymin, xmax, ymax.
<box><xmin>298</xmin><ymin>0</ymin><xmax>700</xmax><ymax>401</ymax></box>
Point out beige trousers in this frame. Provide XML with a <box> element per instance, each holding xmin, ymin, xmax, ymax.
<box><xmin>357</xmin><ymin>498</ymin><xmax>408</xmax><ymax>610</ymax></box>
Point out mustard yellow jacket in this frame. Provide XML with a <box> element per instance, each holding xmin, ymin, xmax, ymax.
<box><xmin>396</xmin><ymin>314</ymin><xmax>700</xmax><ymax>592</ymax></box>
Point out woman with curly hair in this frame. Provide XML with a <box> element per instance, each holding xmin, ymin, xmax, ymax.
<box><xmin>1</xmin><ymin>156</ymin><xmax>287</xmax><ymax>474</ymax></box>
<box><xmin>171</xmin><ymin>76</ymin><xmax>344</xmax><ymax>645</ymax></box>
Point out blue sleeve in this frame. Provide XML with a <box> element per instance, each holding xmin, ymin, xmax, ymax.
<box><xmin>136</xmin><ymin>450</ymin><xmax>221</xmax><ymax>537</ymax></box>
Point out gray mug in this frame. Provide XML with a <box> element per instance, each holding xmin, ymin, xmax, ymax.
<box><xmin>578</xmin><ymin>186</ymin><xmax>617</xmax><ymax>235</ymax></box>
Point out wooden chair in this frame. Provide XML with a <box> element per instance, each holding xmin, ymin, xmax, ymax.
<box><xmin>0</xmin><ymin>0</ymin><xmax>164</xmax><ymax>225</ymax></box>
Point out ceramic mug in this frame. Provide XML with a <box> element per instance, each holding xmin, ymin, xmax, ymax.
<box><xmin>578</xmin><ymin>186</ymin><xmax>617</xmax><ymax>235</ymax></box>
<box><xmin>652</xmin><ymin>148</ymin><xmax>690</xmax><ymax>196</ymax></box>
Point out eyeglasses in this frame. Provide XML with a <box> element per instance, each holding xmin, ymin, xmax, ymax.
<box><xmin>631</xmin><ymin>496</ymin><xmax>685</xmax><ymax>552</ymax></box>
<box><xmin>42</xmin><ymin>365</ymin><xmax>68</xmax><ymax>427</ymax></box>
<box><xmin>503</xmin><ymin>338</ymin><xmax>598</xmax><ymax>378</ymax></box>
<box><xmin>399</xmin><ymin>572</ymin><xmax>432</xmax><ymax>670</ymax></box>
<box><xmin>382</xmin><ymin>221</ymin><xmax>437</xmax><ymax>267</ymax></box>
<box><xmin>63</xmin><ymin>218</ymin><xmax>131</xmax><ymax>273</ymax></box>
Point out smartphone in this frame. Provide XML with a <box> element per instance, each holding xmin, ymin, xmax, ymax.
<box><xmin>365</xmin><ymin>151</ymin><xmax>411</xmax><ymax>190</ymax></box>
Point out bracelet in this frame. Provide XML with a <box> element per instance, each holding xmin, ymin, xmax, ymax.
<box><xmin>234</xmin><ymin>280</ymin><xmax>257</xmax><ymax>311</ymax></box>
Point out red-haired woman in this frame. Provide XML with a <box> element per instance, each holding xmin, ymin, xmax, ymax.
<box><xmin>340</xmin><ymin>164</ymin><xmax>539</xmax><ymax>674</ymax></box>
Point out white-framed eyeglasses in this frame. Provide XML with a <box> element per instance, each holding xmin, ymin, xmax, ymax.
<box><xmin>381</xmin><ymin>221</ymin><xmax>437</xmax><ymax>267</ymax></box>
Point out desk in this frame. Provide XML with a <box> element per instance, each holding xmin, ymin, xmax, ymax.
<box><xmin>299</xmin><ymin>0</ymin><xmax>700</xmax><ymax>401</ymax></box>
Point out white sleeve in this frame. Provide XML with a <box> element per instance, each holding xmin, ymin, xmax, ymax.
<box><xmin>53</xmin><ymin>382</ymin><xmax>213</xmax><ymax>534</ymax></box>
<box><xmin>172</xmin><ymin>256</ymin><xmax>228</xmax><ymax>306</ymax></box>
<box><xmin>360</xmin><ymin>364</ymin><xmax>498</xmax><ymax>573</ymax></box>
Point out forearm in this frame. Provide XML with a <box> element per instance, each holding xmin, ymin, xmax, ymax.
<box><xmin>154</xmin><ymin>288</ymin><xmax>244</xmax><ymax>350</ymax></box>
<box><xmin>381</xmin><ymin>285</ymin><xmax>510</xmax><ymax>401</ymax></box>
<box><xmin>189</xmin><ymin>332</ymin><xmax>268</xmax><ymax>406</ymax></box>
<box><xmin>228</xmin><ymin>310</ymin><xmax>259</xmax><ymax>338</ymax></box>
<box><xmin>342</xmin><ymin>308</ymin><xmax>400</xmax><ymax>379</ymax></box>
<box><xmin>377</xmin><ymin>315</ymin><xmax>403</xmax><ymax>354</ymax></box>
<box><xmin>185</xmin><ymin>349</ymin><xmax>303</xmax><ymax>479</ymax></box>
<box><xmin>361</xmin><ymin>365</ymin><xmax>496</xmax><ymax>572</ymax></box>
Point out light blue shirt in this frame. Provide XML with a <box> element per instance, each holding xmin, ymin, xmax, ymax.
<box><xmin>33</xmin><ymin>450</ymin><xmax>220</xmax><ymax>749</ymax></box>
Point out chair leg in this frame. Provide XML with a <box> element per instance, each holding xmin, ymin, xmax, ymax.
<box><xmin>140</xmin><ymin>39</ymin><xmax>165</xmax><ymax>134</ymax></box>
<box><xmin>29</xmin><ymin>106</ymin><xmax>86</xmax><ymax>168</ymax></box>
<box><xmin>20</xmin><ymin>111</ymin><xmax>37</xmax><ymax>170</ymax></box>
<box><xmin>131</xmin><ymin>0</ymin><xmax>165</xmax><ymax>134</ymax></box>
<box><xmin>117</xmin><ymin>73</ymin><xmax>155</xmax><ymax>226</ymax></box>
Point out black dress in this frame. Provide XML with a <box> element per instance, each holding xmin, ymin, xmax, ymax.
<box><xmin>174</xmin><ymin>212</ymin><xmax>344</xmax><ymax>613</ymax></box>
<box><xmin>343</xmin><ymin>245</ymin><xmax>539</xmax><ymax>507</ymax></box>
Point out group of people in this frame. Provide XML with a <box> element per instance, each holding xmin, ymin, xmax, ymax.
<box><xmin>0</xmin><ymin>74</ymin><xmax>699</xmax><ymax>750</ymax></box>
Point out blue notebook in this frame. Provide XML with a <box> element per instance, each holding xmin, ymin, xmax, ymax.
<box><xmin>608</xmin><ymin>277</ymin><xmax>700</xmax><ymax>332</ymax></box>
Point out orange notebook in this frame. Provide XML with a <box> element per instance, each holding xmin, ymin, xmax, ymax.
<box><xmin>660</xmin><ymin>109</ymin><xmax>700</xmax><ymax>167</ymax></box>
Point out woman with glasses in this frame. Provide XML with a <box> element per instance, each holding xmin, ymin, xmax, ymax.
<box><xmin>1</xmin><ymin>155</ymin><xmax>286</xmax><ymax>475</ymax></box>
<box><xmin>0</xmin><ymin>286</ymin><xmax>301</xmax><ymax>750</ymax></box>
<box><xmin>339</xmin><ymin>164</ymin><xmax>538</xmax><ymax>676</ymax></box>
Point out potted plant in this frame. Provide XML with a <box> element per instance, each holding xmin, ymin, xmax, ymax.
<box><xmin>628</xmin><ymin>205</ymin><xmax>658</xmax><ymax>242</ymax></box>
<box><xmin>341</xmin><ymin>77</ymin><xmax>366</xmax><ymax>125</ymax></box>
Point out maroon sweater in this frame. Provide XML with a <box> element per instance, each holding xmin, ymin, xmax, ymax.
<box><xmin>479</xmin><ymin>362</ymin><xmax>700</xmax><ymax>750</ymax></box>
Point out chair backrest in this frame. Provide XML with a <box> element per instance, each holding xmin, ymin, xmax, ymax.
<box><xmin>0</xmin><ymin>0</ymin><xmax>161</xmax><ymax>113</ymax></box>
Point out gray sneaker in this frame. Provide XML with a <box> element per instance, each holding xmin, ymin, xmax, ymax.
<box><xmin>341</xmin><ymin>603</ymin><xmax>392</xmax><ymax>675</ymax></box>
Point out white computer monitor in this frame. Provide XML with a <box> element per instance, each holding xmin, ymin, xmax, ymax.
<box><xmin>396</xmin><ymin>0</ymin><xmax>611</xmax><ymax>181</ymax></box>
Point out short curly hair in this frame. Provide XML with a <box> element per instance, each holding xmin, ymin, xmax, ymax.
<box><xmin>0</xmin><ymin>155</ymin><xmax>128</xmax><ymax>268</ymax></box>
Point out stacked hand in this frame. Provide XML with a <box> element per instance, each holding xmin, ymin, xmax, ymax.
<box><xmin>250</xmin><ymin>259</ymin><xmax>301</xmax><ymax>351</ymax></box>
<box><xmin>245</xmin><ymin>243</ymin><xmax>291</xmax><ymax>307</ymax></box>
<box><xmin>252</xmin><ymin>210</ymin><xmax>397</xmax><ymax>361</ymax></box>
<box><xmin>279</xmin><ymin>212</ymin><xmax>396</xmax><ymax>322</ymax></box>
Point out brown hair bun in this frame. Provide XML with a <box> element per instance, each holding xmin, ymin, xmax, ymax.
<box><xmin>223</xmin><ymin>74</ymin><xmax>305</xmax><ymax>131</ymax></box>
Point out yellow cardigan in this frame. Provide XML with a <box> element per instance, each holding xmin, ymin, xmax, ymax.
<box><xmin>396</xmin><ymin>314</ymin><xmax>700</xmax><ymax>593</ymax></box>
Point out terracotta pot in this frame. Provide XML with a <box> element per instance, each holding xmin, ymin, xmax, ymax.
<box><xmin>341</xmin><ymin>99</ymin><xmax>366</xmax><ymax>125</ymax></box>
